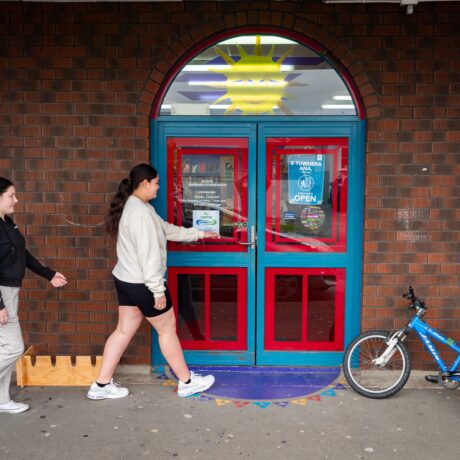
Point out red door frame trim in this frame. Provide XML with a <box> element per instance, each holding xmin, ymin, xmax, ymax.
<box><xmin>264</xmin><ymin>268</ymin><xmax>345</xmax><ymax>351</ymax></box>
<box><xmin>265</xmin><ymin>137</ymin><xmax>348</xmax><ymax>252</ymax></box>
<box><xmin>168</xmin><ymin>267</ymin><xmax>248</xmax><ymax>351</ymax></box>
<box><xmin>166</xmin><ymin>137</ymin><xmax>249</xmax><ymax>252</ymax></box>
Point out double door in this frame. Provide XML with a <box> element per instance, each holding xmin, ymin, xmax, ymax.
<box><xmin>153</xmin><ymin>120</ymin><xmax>363</xmax><ymax>366</ymax></box>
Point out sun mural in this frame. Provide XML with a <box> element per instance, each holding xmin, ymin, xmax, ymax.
<box><xmin>210</xmin><ymin>35</ymin><xmax>304</xmax><ymax>115</ymax></box>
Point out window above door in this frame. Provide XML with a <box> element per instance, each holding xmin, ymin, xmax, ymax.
<box><xmin>160</xmin><ymin>34</ymin><xmax>356</xmax><ymax>117</ymax></box>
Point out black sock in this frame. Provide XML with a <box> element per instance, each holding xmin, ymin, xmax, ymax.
<box><xmin>96</xmin><ymin>382</ymin><xmax>109</xmax><ymax>388</ymax></box>
<box><xmin>184</xmin><ymin>376</ymin><xmax>191</xmax><ymax>384</ymax></box>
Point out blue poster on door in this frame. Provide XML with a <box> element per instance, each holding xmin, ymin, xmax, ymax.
<box><xmin>287</xmin><ymin>154</ymin><xmax>325</xmax><ymax>205</ymax></box>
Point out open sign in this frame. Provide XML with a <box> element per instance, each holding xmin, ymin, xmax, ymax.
<box><xmin>288</xmin><ymin>154</ymin><xmax>325</xmax><ymax>205</ymax></box>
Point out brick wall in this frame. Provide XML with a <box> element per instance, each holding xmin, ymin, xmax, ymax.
<box><xmin>0</xmin><ymin>1</ymin><xmax>458</xmax><ymax>368</ymax></box>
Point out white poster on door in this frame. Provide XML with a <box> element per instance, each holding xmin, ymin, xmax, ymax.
<box><xmin>192</xmin><ymin>210</ymin><xmax>220</xmax><ymax>234</ymax></box>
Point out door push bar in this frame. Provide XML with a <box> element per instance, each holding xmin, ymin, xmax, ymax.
<box><xmin>238</xmin><ymin>225</ymin><xmax>256</xmax><ymax>249</ymax></box>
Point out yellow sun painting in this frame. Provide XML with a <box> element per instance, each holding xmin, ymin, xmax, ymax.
<box><xmin>210</xmin><ymin>36</ymin><xmax>303</xmax><ymax>115</ymax></box>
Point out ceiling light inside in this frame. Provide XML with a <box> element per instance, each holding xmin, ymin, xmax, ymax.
<box><xmin>333</xmin><ymin>95</ymin><xmax>352</xmax><ymax>101</ymax></box>
<box><xmin>219</xmin><ymin>36</ymin><xmax>297</xmax><ymax>45</ymax></box>
<box><xmin>183</xmin><ymin>64</ymin><xmax>294</xmax><ymax>72</ymax></box>
<box><xmin>321</xmin><ymin>104</ymin><xmax>355</xmax><ymax>109</ymax></box>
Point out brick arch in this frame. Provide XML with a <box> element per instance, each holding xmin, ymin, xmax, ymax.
<box><xmin>138</xmin><ymin>11</ymin><xmax>380</xmax><ymax>119</ymax></box>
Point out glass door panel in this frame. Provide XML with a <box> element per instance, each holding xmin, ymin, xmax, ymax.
<box><xmin>167</xmin><ymin>137</ymin><xmax>248</xmax><ymax>252</ymax></box>
<box><xmin>264</xmin><ymin>268</ymin><xmax>345</xmax><ymax>351</ymax></box>
<box><xmin>265</xmin><ymin>138</ymin><xmax>348</xmax><ymax>252</ymax></box>
<box><xmin>257</xmin><ymin>128</ymin><xmax>357</xmax><ymax>366</ymax></box>
<box><xmin>157</xmin><ymin>127</ymin><xmax>256</xmax><ymax>366</ymax></box>
<box><xmin>169</xmin><ymin>267</ymin><xmax>248</xmax><ymax>351</ymax></box>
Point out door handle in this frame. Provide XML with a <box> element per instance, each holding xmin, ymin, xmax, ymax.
<box><xmin>238</xmin><ymin>225</ymin><xmax>256</xmax><ymax>249</ymax></box>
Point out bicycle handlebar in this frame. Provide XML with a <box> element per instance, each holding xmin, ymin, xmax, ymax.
<box><xmin>402</xmin><ymin>285</ymin><xmax>415</xmax><ymax>301</ymax></box>
<box><xmin>402</xmin><ymin>285</ymin><xmax>426</xmax><ymax>312</ymax></box>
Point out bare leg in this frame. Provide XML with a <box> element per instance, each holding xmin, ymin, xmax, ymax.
<box><xmin>146</xmin><ymin>308</ymin><xmax>190</xmax><ymax>382</ymax></box>
<box><xmin>96</xmin><ymin>306</ymin><xmax>144</xmax><ymax>383</ymax></box>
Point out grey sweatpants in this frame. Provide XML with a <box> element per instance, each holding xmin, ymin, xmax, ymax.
<box><xmin>0</xmin><ymin>286</ymin><xmax>24</xmax><ymax>404</ymax></box>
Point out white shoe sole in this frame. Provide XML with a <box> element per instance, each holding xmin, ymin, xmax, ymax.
<box><xmin>0</xmin><ymin>406</ymin><xmax>29</xmax><ymax>414</ymax></box>
<box><xmin>87</xmin><ymin>391</ymin><xmax>129</xmax><ymax>400</ymax></box>
<box><xmin>177</xmin><ymin>377</ymin><xmax>215</xmax><ymax>397</ymax></box>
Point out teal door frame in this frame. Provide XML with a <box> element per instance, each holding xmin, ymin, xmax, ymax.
<box><xmin>151</xmin><ymin>116</ymin><xmax>365</xmax><ymax>367</ymax></box>
<box><xmin>256</xmin><ymin>121</ymin><xmax>365</xmax><ymax>366</ymax></box>
<box><xmin>153</xmin><ymin>120</ymin><xmax>258</xmax><ymax>366</ymax></box>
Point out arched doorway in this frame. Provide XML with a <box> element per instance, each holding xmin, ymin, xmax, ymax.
<box><xmin>151</xmin><ymin>32</ymin><xmax>365</xmax><ymax>366</ymax></box>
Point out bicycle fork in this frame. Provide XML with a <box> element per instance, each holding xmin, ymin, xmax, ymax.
<box><xmin>373</xmin><ymin>330</ymin><xmax>407</xmax><ymax>367</ymax></box>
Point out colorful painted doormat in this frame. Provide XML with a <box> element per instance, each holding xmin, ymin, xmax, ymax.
<box><xmin>161</xmin><ymin>366</ymin><xmax>346</xmax><ymax>408</ymax></box>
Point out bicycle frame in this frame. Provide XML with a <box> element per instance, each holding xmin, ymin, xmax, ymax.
<box><xmin>408</xmin><ymin>315</ymin><xmax>460</xmax><ymax>379</ymax></box>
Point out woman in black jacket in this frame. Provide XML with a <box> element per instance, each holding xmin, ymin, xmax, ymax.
<box><xmin>0</xmin><ymin>177</ymin><xmax>67</xmax><ymax>414</ymax></box>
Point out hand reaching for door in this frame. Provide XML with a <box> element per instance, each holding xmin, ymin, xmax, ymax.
<box><xmin>203</xmin><ymin>231</ymin><xmax>221</xmax><ymax>239</ymax></box>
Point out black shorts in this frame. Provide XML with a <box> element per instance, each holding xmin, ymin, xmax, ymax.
<box><xmin>113</xmin><ymin>276</ymin><xmax>173</xmax><ymax>318</ymax></box>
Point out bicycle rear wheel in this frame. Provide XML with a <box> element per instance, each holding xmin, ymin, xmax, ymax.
<box><xmin>343</xmin><ymin>330</ymin><xmax>411</xmax><ymax>399</ymax></box>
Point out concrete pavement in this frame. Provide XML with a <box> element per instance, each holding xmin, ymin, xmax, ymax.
<box><xmin>1</xmin><ymin>371</ymin><xmax>459</xmax><ymax>460</ymax></box>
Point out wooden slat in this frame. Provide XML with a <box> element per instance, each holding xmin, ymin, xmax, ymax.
<box><xmin>16</xmin><ymin>347</ymin><xmax>102</xmax><ymax>387</ymax></box>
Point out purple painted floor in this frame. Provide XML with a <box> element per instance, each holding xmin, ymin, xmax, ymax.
<box><xmin>166</xmin><ymin>366</ymin><xmax>342</xmax><ymax>401</ymax></box>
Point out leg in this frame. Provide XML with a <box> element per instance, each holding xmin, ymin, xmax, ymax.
<box><xmin>96</xmin><ymin>306</ymin><xmax>144</xmax><ymax>383</ymax></box>
<box><xmin>0</xmin><ymin>287</ymin><xmax>24</xmax><ymax>405</ymax></box>
<box><xmin>146</xmin><ymin>308</ymin><xmax>190</xmax><ymax>382</ymax></box>
<box><xmin>148</xmin><ymin>307</ymin><xmax>215</xmax><ymax>398</ymax></box>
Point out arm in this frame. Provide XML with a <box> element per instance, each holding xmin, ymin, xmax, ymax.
<box><xmin>26</xmin><ymin>250</ymin><xmax>67</xmax><ymax>287</ymax></box>
<box><xmin>159</xmin><ymin>219</ymin><xmax>221</xmax><ymax>242</ymax></box>
<box><xmin>160</xmin><ymin>219</ymin><xmax>204</xmax><ymax>242</ymax></box>
<box><xmin>25</xmin><ymin>249</ymin><xmax>56</xmax><ymax>281</ymax></box>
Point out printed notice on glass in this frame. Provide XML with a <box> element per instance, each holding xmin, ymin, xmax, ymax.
<box><xmin>182</xmin><ymin>178</ymin><xmax>228</xmax><ymax>207</ymax></box>
<box><xmin>287</xmin><ymin>154</ymin><xmax>325</xmax><ymax>205</ymax></box>
<box><xmin>192</xmin><ymin>210</ymin><xmax>220</xmax><ymax>234</ymax></box>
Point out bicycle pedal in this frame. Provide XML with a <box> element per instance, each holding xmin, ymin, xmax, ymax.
<box><xmin>424</xmin><ymin>374</ymin><xmax>438</xmax><ymax>384</ymax></box>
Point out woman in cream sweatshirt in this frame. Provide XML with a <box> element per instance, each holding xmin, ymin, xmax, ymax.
<box><xmin>87</xmin><ymin>164</ymin><xmax>219</xmax><ymax>400</ymax></box>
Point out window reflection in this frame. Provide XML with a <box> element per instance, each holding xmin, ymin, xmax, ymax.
<box><xmin>172</xmin><ymin>269</ymin><xmax>246</xmax><ymax>349</ymax></box>
<box><xmin>273</xmin><ymin>274</ymin><xmax>336</xmax><ymax>343</ymax></box>
<box><xmin>210</xmin><ymin>275</ymin><xmax>238</xmax><ymax>341</ymax></box>
<box><xmin>274</xmin><ymin>275</ymin><xmax>302</xmax><ymax>342</ymax></box>
<box><xmin>180</xmin><ymin>154</ymin><xmax>235</xmax><ymax>238</ymax></box>
<box><xmin>266</xmin><ymin>268</ymin><xmax>343</xmax><ymax>351</ymax></box>
<box><xmin>167</xmin><ymin>138</ymin><xmax>248</xmax><ymax>251</ymax></box>
<box><xmin>177</xmin><ymin>274</ymin><xmax>205</xmax><ymax>341</ymax></box>
<box><xmin>307</xmin><ymin>275</ymin><xmax>336</xmax><ymax>342</ymax></box>
<box><xmin>266</xmin><ymin>138</ymin><xmax>348</xmax><ymax>252</ymax></box>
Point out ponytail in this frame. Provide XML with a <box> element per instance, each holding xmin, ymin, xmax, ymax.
<box><xmin>105</xmin><ymin>163</ymin><xmax>158</xmax><ymax>236</ymax></box>
<box><xmin>105</xmin><ymin>178</ymin><xmax>132</xmax><ymax>236</ymax></box>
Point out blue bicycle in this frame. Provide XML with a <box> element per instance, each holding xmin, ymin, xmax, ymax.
<box><xmin>343</xmin><ymin>286</ymin><xmax>460</xmax><ymax>398</ymax></box>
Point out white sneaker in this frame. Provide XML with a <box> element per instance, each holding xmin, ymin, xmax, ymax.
<box><xmin>87</xmin><ymin>379</ymin><xmax>129</xmax><ymax>400</ymax></box>
<box><xmin>177</xmin><ymin>371</ymin><xmax>215</xmax><ymax>397</ymax></box>
<box><xmin>0</xmin><ymin>400</ymin><xmax>29</xmax><ymax>414</ymax></box>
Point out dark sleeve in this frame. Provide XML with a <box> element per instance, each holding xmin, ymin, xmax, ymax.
<box><xmin>25</xmin><ymin>249</ymin><xmax>56</xmax><ymax>281</ymax></box>
<box><xmin>0</xmin><ymin>290</ymin><xmax>4</xmax><ymax>310</ymax></box>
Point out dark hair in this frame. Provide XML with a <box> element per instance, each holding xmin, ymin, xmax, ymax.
<box><xmin>105</xmin><ymin>163</ymin><xmax>158</xmax><ymax>236</ymax></box>
<box><xmin>0</xmin><ymin>177</ymin><xmax>14</xmax><ymax>195</ymax></box>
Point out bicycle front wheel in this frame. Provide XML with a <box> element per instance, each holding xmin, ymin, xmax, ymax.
<box><xmin>343</xmin><ymin>330</ymin><xmax>411</xmax><ymax>399</ymax></box>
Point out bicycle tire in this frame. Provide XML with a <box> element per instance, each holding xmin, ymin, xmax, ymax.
<box><xmin>343</xmin><ymin>330</ymin><xmax>411</xmax><ymax>399</ymax></box>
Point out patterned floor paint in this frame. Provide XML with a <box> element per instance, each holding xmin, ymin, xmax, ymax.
<box><xmin>159</xmin><ymin>366</ymin><xmax>346</xmax><ymax>408</ymax></box>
